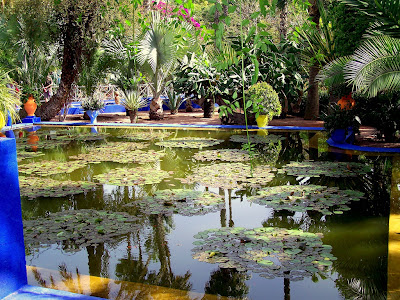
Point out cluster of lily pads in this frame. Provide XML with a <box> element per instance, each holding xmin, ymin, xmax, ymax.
<box><xmin>94</xmin><ymin>166</ymin><xmax>171</xmax><ymax>186</ymax></box>
<box><xmin>118</xmin><ymin>130</ymin><xmax>173</xmax><ymax>141</ymax></box>
<box><xmin>54</xmin><ymin>132</ymin><xmax>110</xmax><ymax>141</ymax></box>
<box><xmin>192</xmin><ymin>227</ymin><xmax>336</xmax><ymax>280</ymax></box>
<box><xmin>278</xmin><ymin>161</ymin><xmax>372</xmax><ymax>177</ymax></box>
<box><xmin>23</xmin><ymin>209</ymin><xmax>140</xmax><ymax>251</ymax></box>
<box><xmin>125</xmin><ymin>189</ymin><xmax>224</xmax><ymax>216</ymax></box>
<box><xmin>16</xmin><ymin>138</ymin><xmax>71</xmax><ymax>151</ymax></box>
<box><xmin>193</xmin><ymin>149</ymin><xmax>255</xmax><ymax>162</ymax></box>
<box><xmin>248</xmin><ymin>185</ymin><xmax>364</xmax><ymax>215</ymax></box>
<box><xmin>155</xmin><ymin>137</ymin><xmax>224</xmax><ymax>149</ymax></box>
<box><xmin>19</xmin><ymin>176</ymin><xmax>97</xmax><ymax>199</ymax></box>
<box><xmin>17</xmin><ymin>150</ymin><xmax>45</xmax><ymax>162</ymax></box>
<box><xmin>18</xmin><ymin>160</ymin><xmax>87</xmax><ymax>176</ymax></box>
<box><xmin>179</xmin><ymin>163</ymin><xmax>276</xmax><ymax>190</ymax></box>
<box><xmin>69</xmin><ymin>142</ymin><xmax>165</xmax><ymax>164</ymax></box>
<box><xmin>230</xmin><ymin>134</ymin><xmax>285</xmax><ymax>144</ymax></box>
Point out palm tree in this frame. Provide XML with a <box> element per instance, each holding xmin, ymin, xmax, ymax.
<box><xmin>136</xmin><ymin>12</ymin><xmax>200</xmax><ymax>120</ymax></box>
<box><xmin>318</xmin><ymin>0</ymin><xmax>400</xmax><ymax>98</ymax></box>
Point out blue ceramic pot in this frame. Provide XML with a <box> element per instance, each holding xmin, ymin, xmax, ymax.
<box><xmin>331</xmin><ymin>128</ymin><xmax>346</xmax><ymax>143</ymax></box>
<box><xmin>86</xmin><ymin>110</ymin><xmax>100</xmax><ymax>124</ymax></box>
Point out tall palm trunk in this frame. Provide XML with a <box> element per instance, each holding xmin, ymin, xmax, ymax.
<box><xmin>279</xmin><ymin>3</ymin><xmax>288</xmax><ymax>40</ymax></box>
<box><xmin>304</xmin><ymin>64</ymin><xmax>320</xmax><ymax>119</ymax></box>
<box><xmin>304</xmin><ymin>0</ymin><xmax>320</xmax><ymax>120</ymax></box>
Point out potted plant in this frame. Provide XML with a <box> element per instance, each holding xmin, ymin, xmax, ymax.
<box><xmin>247</xmin><ymin>82</ymin><xmax>282</xmax><ymax>128</ymax></box>
<box><xmin>121</xmin><ymin>90</ymin><xmax>148</xmax><ymax>123</ymax></box>
<box><xmin>81</xmin><ymin>90</ymin><xmax>105</xmax><ymax>124</ymax></box>
<box><xmin>322</xmin><ymin>104</ymin><xmax>361</xmax><ymax>143</ymax></box>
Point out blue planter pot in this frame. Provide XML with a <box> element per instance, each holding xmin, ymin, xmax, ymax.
<box><xmin>331</xmin><ymin>128</ymin><xmax>346</xmax><ymax>143</ymax></box>
<box><xmin>86</xmin><ymin>110</ymin><xmax>100</xmax><ymax>124</ymax></box>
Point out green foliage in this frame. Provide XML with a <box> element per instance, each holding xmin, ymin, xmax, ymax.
<box><xmin>325</xmin><ymin>0</ymin><xmax>370</xmax><ymax>57</ymax></box>
<box><xmin>341</xmin><ymin>0</ymin><xmax>400</xmax><ymax>39</ymax></box>
<box><xmin>165</xmin><ymin>88</ymin><xmax>186</xmax><ymax>114</ymax></box>
<box><xmin>321</xmin><ymin>104</ymin><xmax>360</xmax><ymax>136</ymax></box>
<box><xmin>246</xmin><ymin>82</ymin><xmax>281</xmax><ymax>119</ymax></box>
<box><xmin>121</xmin><ymin>90</ymin><xmax>148</xmax><ymax>111</ymax></box>
<box><xmin>81</xmin><ymin>91</ymin><xmax>106</xmax><ymax>111</ymax></box>
<box><xmin>0</xmin><ymin>70</ymin><xmax>21</xmax><ymax>123</ymax></box>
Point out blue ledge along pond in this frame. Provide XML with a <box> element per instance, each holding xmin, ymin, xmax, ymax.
<box><xmin>15</xmin><ymin>126</ymin><xmax>393</xmax><ymax>299</ymax></box>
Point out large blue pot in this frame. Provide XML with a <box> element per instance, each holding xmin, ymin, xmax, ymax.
<box><xmin>331</xmin><ymin>128</ymin><xmax>346</xmax><ymax>143</ymax></box>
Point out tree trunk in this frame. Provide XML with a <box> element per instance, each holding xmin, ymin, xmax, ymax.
<box><xmin>35</xmin><ymin>11</ymin><xmax>83</xmax><ymax>121</ymax></box>
<box><xmin>185</xmin><ymin>98</ymin><xmax>193</xmax><ymax>112</ymax></box>
<box><xmin>304</xmin><ymin>64</ymin><xmax>320</xmax><ymax>120</ymax></box>
<box><xmin>304</xmin><ymin>0</ymin><xmax>321</xmax><ymax>120</ymax></box>
<box><xmin>203</xmin><ymin>98</ymin><xmax>214</xmax><ymax>118</ymax></box>
<box><xmin>279</xmin><ymin>3</ymin><xmax>288</xmax><ymax>41</ymax></box>
<box><xmin>149</xmin><ymin>97</ymin><xmax>164</xmax><ymax>120</ymax></box>
<box><xmin>128</xmin><ymin>109</ymin><xmax>138</xmax><ymax>123</ymax></box>
<box><xmin>171</xmin><ymin>109</ymin><xmax>178</xmax><ymax>115</ymax></box>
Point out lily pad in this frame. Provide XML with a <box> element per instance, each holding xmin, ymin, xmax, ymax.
<box><xmin>192</xmin><ymin>227</ymin><xmax>335</xmax><ymax>280</ymax></box>
<box><xmin>118</xmin><ymin>130</ymin><xmax>173</xmax><ymax>141</ymax></box>
<box><xmin>18</xmin><ymin>160</ymin><xmax>87</xmax><ymax>176</ymax></box>
<box><xmin>19</xmin><ymin>176</ymin><xmax>97</xmax><ymax>199</ymax></box>
<box><xmin>248</xmin><ymin>185</ymin><xmax>364</xmax><ymax>215</ymax></box>
<box><xmin>23</xmin><ymin>209</ymin><xmax>139</xmax><ymax>251</ymax></box>
<box><xmin>54</xmin><ymin>132</ymin><xmax>110</xmax><ymax>141</ymax></box>
<box><xmin>16</xmin><ymin>138</ymin><xmax>71</xmax><ymax>151</ymax></box>
<box><xmin>17</xmin><ymin>150</ymin><xmax>45</xmax><ymax>162</ymax></box>
<box><xmin>69</xmin><ymin>142</ymin><xmax>165</xmax><ymax>164</ymax></box>
<box><xmin>230</xmin><ymin>134</ymin><xmax>285</xmax><ymax>144</ymax></box>
<box><xmin>94</xmin><ymin>166</ymin><xmax>170</xmax><ymax>186</ymax></box>
<box><xmin>193</xmin><ymin>149</ymin><xmax>255</xmax><ymax>162</ymax></box>
<box><xmin>155</xmin><ymin>137</ymin><xmax>224</xmax><ymax>149</ymax></box>
<box><xmin>278</xmin><ymin>161</ymin><xmax>372</xmax><ymax>177</ymax></box>
<box><xmin>179</xmin><ymin>163</ymin><xmax>276</xmax><ymax>190</ymax></box>
<box><xmin>125</xmin><ymin>189</ymin><xmax>224</xmax><ymax>216</ymax></box>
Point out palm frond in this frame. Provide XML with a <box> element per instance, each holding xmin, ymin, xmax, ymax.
<box><xmin>341</xmin><ymin>0</ymin><xmax>400</xmax><ymax>38</ymax></box>
<box><xmin>345</xmin><ymin>35</ymin><xmax>400</xmax><ymax>97</ymax></box>
<box><xmin>317</xmin><ymin>56</ymin><xmax>352</xmax><ymax>86</ymax></box>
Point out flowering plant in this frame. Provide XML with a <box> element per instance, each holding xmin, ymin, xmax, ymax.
<box><xmin>151</xmin><ymin>1</ymin><xmax>201</xmax><ymax>29</ymax></box>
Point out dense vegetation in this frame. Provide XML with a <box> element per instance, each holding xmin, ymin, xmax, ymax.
<box><xmin>0</xmin><ymin>0</ymin><xmax>398</xmax><ymax>140</ymax></box>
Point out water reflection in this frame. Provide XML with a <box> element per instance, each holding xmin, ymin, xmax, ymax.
<box><xmin>18</xmin><ymin>127</ymin><xmax>393</xmax><ymax>299</ymax></box>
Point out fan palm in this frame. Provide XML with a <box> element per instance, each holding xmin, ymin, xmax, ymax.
<box><xmin>136</xmin><ymin>12</ymin><xmax>200</xmax><ymax>120</ymax></box>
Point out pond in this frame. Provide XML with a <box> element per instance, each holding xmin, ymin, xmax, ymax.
<box><xmin>15</xmin><ymin>125</ymin><xmax>393</xmax><ymax>299</ymax></box>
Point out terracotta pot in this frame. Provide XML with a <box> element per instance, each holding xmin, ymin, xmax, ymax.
<box><xmin>24</xmin><ymin>95</ymin><xmax>37</xmax><ymax>116</ymax></box>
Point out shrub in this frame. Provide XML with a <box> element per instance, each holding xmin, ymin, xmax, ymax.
<box><xmin>247</xmin><ymin>82</ymin><xmax>281</xmax><ymax>121</ymax></box>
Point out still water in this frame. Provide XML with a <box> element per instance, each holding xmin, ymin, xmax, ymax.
<box><xmin>15</xmin><ymin>126</ymin><xmax>392</xmax><ymax>299</ymax></box>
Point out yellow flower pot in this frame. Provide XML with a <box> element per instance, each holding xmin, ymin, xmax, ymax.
<box><xmin>256</xmin><ymin>115</ymin><xmax>269</xmax><ymax>128</ymax></box>
<box><xmin>0</xmin><ymin>111</ymin><xmax>5</xmax><ymax>130</ymax></box>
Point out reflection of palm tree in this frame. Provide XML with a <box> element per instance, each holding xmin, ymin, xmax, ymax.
<box><xmin>115</xmin><ymin>214</ymin><xmax>192</xmax><ymax>292</ymax></box>
<box><xmin>204</xmin><ymin>268</ymin><xmax>249</xmax><ymax>298</ymax></box>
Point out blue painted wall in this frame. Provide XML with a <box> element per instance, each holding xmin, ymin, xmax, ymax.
<box><xmin>0</xmin><ymin>137</ymin><xmax>27</xmax><ymax>298</ymax></box>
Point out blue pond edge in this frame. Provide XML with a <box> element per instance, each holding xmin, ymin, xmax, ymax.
<box><xmin>5</xmin><ymin>285</ymin><xmax>104</xmax><ymax>300</ymax></box>
<box><xmin>37</xmin><ymin>121</ymin><xmax>325</xmax><ymax>131</ymax></box>
<box><xmin>327</xmin><ymin>138</ymin><xmax>400</xmax><ymax>153</ymax></box>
